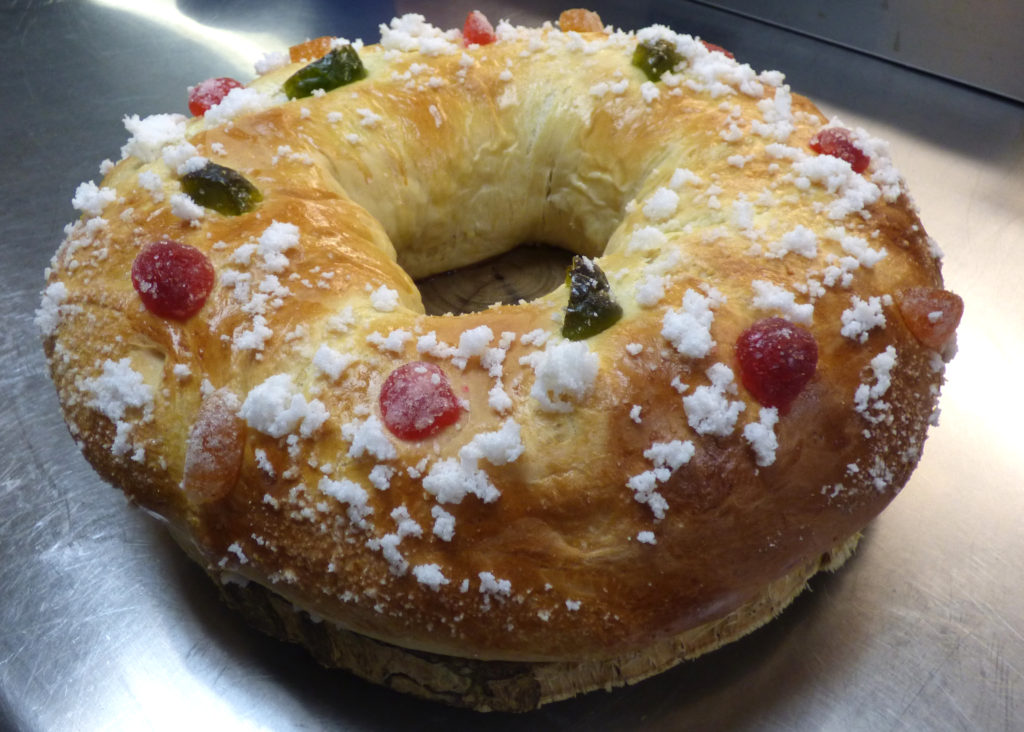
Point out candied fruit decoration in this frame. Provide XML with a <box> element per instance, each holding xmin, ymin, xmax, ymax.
<box><xmin>289</xmin><ymin>36</ymin><xmax>334</xmax><ymax>63</ymax></box>
<box><xmin>562</xmin><ymin>256</ymin><xmax>623</xmax><ymax>341</ymax></box>
<box><xmin>283</xmin><ymin>44</ymin><xmax>367</xmax><ymax>99</ymax></box>
<box><xmin>380</xmin><ymin>362</ymin><xmax>463</xmax><ymax>440</ymax></box>
<box><xmin>188</xmin><ymin>77</ymin><xmax>244</xmax><ymax>117</ymax></box>
<box><xmin>701</xmin><ymin>40</ymin><xmax>734</xmax><ymax>59</ymax></box>
<box><xmin>559</xmin><ymin>8</ymin><xmax>604</xmax><ymax>33</ymax></box>
<box><xmin>736</xmin><ymin>317</ymin><xmax>818</xmax><ymax>412</ymax></box>
<box><xmin>897</xmin><ymin>287</ymin><xmax>964</xmax><ymax>351</ymax></box>
<box><xmin>632</xmin><ymin>38</ymin><xmax>684</xmax><ymax>82</ymax></box>
<box><xmin>463</xmin><ymin>10</ymin><xmax>496</xmax><ymax>45</ymax></box>
<box><xmin>183</xmin><ymin>389</ymin><xmax>245</xmax><ymax>504</ymax></box>
<box><xmin>131</xmin><ymin>239</ymin><xmax>215</xmax><ymax>320</ymax></box>
<box><xmin>180</xmin><ymin>162</ymin><xmax>261</xmax><ymax>216</ymax></box>
<box><xmin>809</xmin><ymin>127</ymin><xmax>871</xmax><ymax>174</ymax></box>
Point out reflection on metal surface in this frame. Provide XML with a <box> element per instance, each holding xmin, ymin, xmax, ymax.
<box><xmin>693</xmin><ymin>0</ymin><xmax>1024</xmax><ymax>102</ymax></box>
<box><xmin>90</xmin><ymin>0</ymin><xmax>287</xmax><ymax>73</ymax></box>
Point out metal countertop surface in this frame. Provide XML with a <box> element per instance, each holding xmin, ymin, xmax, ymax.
<box><xmin>2</xmin><ymin>1</ymin><xmax>1022</xmax><ymax>730</ymax></box>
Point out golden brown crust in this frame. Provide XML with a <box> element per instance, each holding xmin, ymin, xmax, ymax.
<box><xmin>209</xmin><ymin>531</ymin><xmax>860</xmax><ymax>712</ymax></box>
<box><xmin>41</xmin><ymin>11</ymin><xmax>957</xmax><ymax>685</ymax></box>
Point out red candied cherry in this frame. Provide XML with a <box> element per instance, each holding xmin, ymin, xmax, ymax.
<box><xmin>701</xmin><ymin>40</ymin><xmax>734</xmax><ymax>59</ymax></box>
<box><xmin>897</xmin><ymin>287</ymin><xmax>964</xmax><ymax>351</ymax></box>
<box><xmin>380</xmin><ymin>361</ymin><xmax>463</xmax><ymax>440</ymax></box>
<box><xmin>809</xmin><ymin>127</ymin><xmax>871</xmax><ymax>174</ymax></box>
<box><xmin>131</xmin><ymin>239</ymin><xmax>215</xmax><ymax>320</ymax></box>
<box><xmin>736</xmin><ymin>317</ymin><xmax>818</xmax><ymax>412</ymax></box>
<box><xmin>188</xmin><ymin>77</ymin><xmax>244</xmax><ymax>116</ymax></box>
<box><xmin>463</xmin><ymin>10</ymin><xmax>496</xmax><ymax>45</ymax></box>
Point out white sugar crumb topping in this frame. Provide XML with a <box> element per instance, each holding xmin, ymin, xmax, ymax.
<box><xmin>626</xmin><ymin>225</ymin><xmax>668</xmax><ymax>253</ymax></box>
<box><xmin>169</xmin><ymin>193</ymin><xmax>205</xmax><ymax>221</ymax></box>
<box><xmin>627</xmin><ymin>440</ymin><xmax>694</xmax><ymax>519</ymax></box>
<box><xmin>669</xmin><ymin>167</ymin><xmax>702</xmax><ymax>188</ymax></box>
<box><xmin>645</xmin><ymin>440</ymin><xmax>696</xmax><ymax>470</ymax></box>
<box><xmin>661</xmin><ymin>288</ymin><xmax>724</xmax><ymax>358</ymax></box>
<box><xmin>162</xmin><ymin>141</ymin><xmax>200</xmax><ymax>171</ymax></box>
<box><xmin>520</xmin><ymin>340</ymin><xmax>599</xmax><ymax>413</ymax></box>
<box><xmin>828</xmin><ymin>228</ymin><xmax>887</xmax><ymax>268</ymax></box>
<box><xmin>357</xmin><ymin>108</ymin><xmax>382</xmax><ymax>128</ymax></box>
<box><xmin>683</xmin><ymin>363</ymin><xmax>746</xmax><ymax>436</ymax></box>
<box><xmin>254</xmin><ymin>50</ymin><xmax>289</xmax><ymax>75</ymax></box>
<box><xmin>175</xmin><ymin>155</ymin><xmax>208</xmax><ymax>176</ymax></box>
<box><xmin>840</xmin><ymin>295</ymin><xmax>889</xmax><ymax>343</ymax></box>
<box><xmin>341</xmin><ymin>416</ymin><xmax>398</xmax><ymax>461</ymax></box>
<box><xmin>380</xmin><ymin>14</ymin><xmax>460</xmax><ymax>56</ymax></box>
<box><xmin>743</xmin><ymin>407</ymin><xmax>780</xmax><ymax>466</ymax></box>
<box><xmin>854</xmin><ymin>346</ymin><xmax>897</xmax><ymax>419</ymax></box>
<box><xmin>367</xmin><ymin>328</ymin><xmax>412</xmax><ymax>353</ymax></box>
<box><xmin>793</xmin><ymin>155</ymin><xmax>882</xmax><ymax>220</ymax></box>
<box><xmin>488</xmin><ymin>383</ymin><xmax>513</xmax><ymax>413</ymax></box>
<box><xmin>768</xmin><ymin>225</ymin><xmax>818</xmax><ymax>259</ymax></box>
<box><xmin>422</xmin><ymin>420</ymin><xmax>522</xmax><ymax>505</ymax></box>
<box><xmin>478</xmin><ymin>571</ymin><xmax>512</xmax><ymax>598</ymax></box>
<box><xmin>368</xmin><ymin>464</ymin><xmax>395</xmax><ymax>491</ymax></box>
<box><xmin>35</xmin><ymin>281</ymin><xmax>68</xmax><ymax>336</ymax></box>
<box><xmin>369</xmin><ymin>285</ymin><xmax>400</xmax><ymax>312</ymax></box>
<box><xmin>258</xmin><ymin>221</ymin><xmax>300</xmax><ymax>273</ymax></box>
<box><xmin>637</xmin><ymin>531</ymin><xmax>657</xmax><ymax>545</ymax></box>
<box><xmin>565</xmin><ymin>599</ymin><xmax>581</xmax><ymax>611</ymax></box>
<box><xmin>83</xmin><ymin>358</ymin><xmax>154</xmax><ymax>422</ymax></box>
<box><xmin>136</xmin><ymin>171</ymin><xmax>165</xmax><ymax>201</ymax></box>
<box><xmin>460</xmin><ymin>419</ymin><xmax>524</xmax><ymax>467</ymax></box>
<box><xmin>318</xmin><ymin>476</ymin><xmax>372</xmax><ymax>528</ymax></box>
<box><xmin>232</xmin><ymin>314</ymin><xmax>273</xmax><ymax>352</ymax></box>
<box><xmin>629</xmin><ymin>405</ymin><xmax>643</xmax><ymax>423</ymax></box>
<box><xmin>519</xmin><ymin>328</ymin><xmax>550</xmax><ymax>347</ymax></box>
<box><xmin>635</xmin><ymin>273</ymin><xmax>667</xmax><ymax>307</ymax></box>
<box><xmin>643</xmin><ymin>187</ymin><xmax>680</xmax><ymax>222</ymax></box>
<box><xmin>423</xmin><ymin>459</ymin><xmax>497</xmax><ymax>504</ymax></box>
<box><xmin>640</xmin><ymin>81</ymin><xmax>660</xmax><ymax>103</ymax></box>
<box><xmin>71</xmin><ymin>181</ymin><xmax>116</xmax><ymax>216</ymax></box>
<box><xmin>312</xmin><ymin>344</ymin><xmax>356</xmax><ymax>380</ymax></box>
<box><xmin>413</xmin><ymin>563</ymin><xmax>449</xmax><ymax>590</ymax></box>
<box><xmin>121</xmin><ymin>113</ymin><xmax>187</xmax><ymax>162</ymax></box>
<box><xmin>431</xmin><ymin>505</ymin><xmax>456</xmax><ymax>541</ymax></box>
<box><xmin>751</xmin><ymin>280</ymin><xmax>814</xmax><ymax>324</ymax></box>
<box><xmin>239</xmin><ymin>373</ymin><xmax>329</xmax><ymax>439</ymax></box>
<box><xmin>453</xmin><ymin>325</ymin><xmax>494</xmax><ymax>368</ymax></box>
<box><xmin>327</xmin><ymin>306</ymin><xmax>356</xmax><ymax>333</ymax></box>
<box><xmin>82</xmin><ymin>358</ymin><xmax>154</xmax><ymax>458</ymax></box>
<box><xmin>254</xmin><ymin>448</ymin><xmax>275</xmax><ymax>476</ymax></box>
<box><xmin>204</xmin><ymin>86</ymin><xmax>282</xmax><ymax>127</ymax></box>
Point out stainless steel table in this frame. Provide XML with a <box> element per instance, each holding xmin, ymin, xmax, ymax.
<box><xmin>2</xmin><ymin>2</ymin><xmax>1022</xmax><ymax>730</ymax></box>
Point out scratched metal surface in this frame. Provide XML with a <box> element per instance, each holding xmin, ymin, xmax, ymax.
<box><xmin>2</xmin><ymin>1</ymin><xmax>1022</xmax><ymax>730</ymax></box>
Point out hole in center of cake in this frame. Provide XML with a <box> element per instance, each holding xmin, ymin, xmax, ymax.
<box><xmin>416</xmin><ymin>243</ymin><xmax>575</xmax><ymax>316</ymax></box>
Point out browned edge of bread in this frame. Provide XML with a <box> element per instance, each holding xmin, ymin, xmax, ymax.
<box><xmin>203</xmin><ymin>532</ymin><xmax>860</xmax><ymax>713</ymax></box>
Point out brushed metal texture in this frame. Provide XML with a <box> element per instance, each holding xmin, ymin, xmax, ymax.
<box><xmin>2</xmin><ymin>1</ymin><xmax>1021</xmax><ymax>730</ymax></box>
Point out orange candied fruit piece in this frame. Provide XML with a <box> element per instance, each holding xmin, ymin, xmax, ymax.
<box><xmin>559</xmin><ymin>8</ymin><xmax>604</xmax><ymax>33</ymax></box>
<box><xmin>289</xmin><ymin>36</ymin><xmax>335</xmax><ymax>63</ymax></box>
<box><xmin>897</xmin><ymin>287</ymin><xmax>964</xmax><ymax>351</ymax></box>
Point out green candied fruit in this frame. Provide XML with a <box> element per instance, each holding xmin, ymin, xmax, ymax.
<box><xmin>180</xmin><ymin>162</ymin><xmax>262</xmax><ymax>216</ymax></box>
<box><xmin>562</xmin><ymin>256</ymin><xmax>623</xmax><ymax>341</ymax></box>
<box><xmin>283</xmin><ymin>44</ymin><xmax>367</xmax><ymax>100</ymax></box>
<box><xmin>631</xmin><ymin>39</ymin><xmax>684</xmax><ymax>82</ymax></box>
